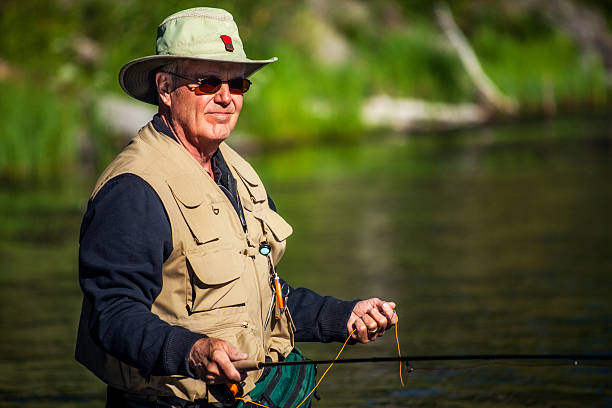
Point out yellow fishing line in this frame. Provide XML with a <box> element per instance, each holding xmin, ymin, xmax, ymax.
<box><xmin>235</xmin><ymin>397</ymin><xmax>269</xmax><ymax>407</ymax></box>
<box><xmin>294</xmin><ymin>327</ymin><xmax>357</xmax><ymax>408</ymax></box>
<box><xmin>394</xmin><ymin>311</ymin><xmax>405</xmax><ymax>387</ymax></box>
<box><xmin>238</xmin><ymin>309</ymin><xmax>404</xmax><ymax>407</ymax></box>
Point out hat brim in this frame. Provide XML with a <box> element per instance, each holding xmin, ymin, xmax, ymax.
<box><xmin>119</xmin><ymin>55</ymin><xmax>277</xmax><ymax>105</ymax></box>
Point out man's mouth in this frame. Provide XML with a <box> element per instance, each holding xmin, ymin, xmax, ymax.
<box><xmin>206</xmin><ymin>112</ymin><xmax>233</xmax><ymax>122</ymax></box>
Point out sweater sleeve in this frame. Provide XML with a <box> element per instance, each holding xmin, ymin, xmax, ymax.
<box><xmin>78</xmin><ymin>173</ymin><xmax>205</xmax><ymax>377</ymax></box>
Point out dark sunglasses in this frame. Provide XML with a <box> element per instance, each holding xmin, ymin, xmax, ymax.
<box><xmin>164</xmin><ymin>72</ymin><xmax>251</xmax><ymax>95</ymax></box>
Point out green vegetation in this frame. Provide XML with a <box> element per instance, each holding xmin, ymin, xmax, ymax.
<box><xmin>0</xmin><ymin>0</ymin><xmax>611</xmax><ymax>183</ymax></box>
<box><xmin>0</xmin><ymin>81</ymin><xmax>79</xmax><ymax>183</ymax></box>
<box><xmin>473</xmin><ymin>27</ymin><xmax>609</xmax><ymax>111</ymax></box>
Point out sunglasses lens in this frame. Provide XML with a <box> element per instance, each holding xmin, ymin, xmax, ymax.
<box><xmin>228</xmin><ymin>78</ymin><xmax>251</xmax><ymax>94</ymax></box>
<box><xmin>193</xmin><ymin>77</ymin><xmax>251</xmax><ymax>95</ymax></box>
<box><xmin>197</xmin><ymin>77</ymin><xmax>223</xmax><ymax>94</ymax></box>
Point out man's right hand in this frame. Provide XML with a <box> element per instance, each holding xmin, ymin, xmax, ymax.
<box><xmin>189</xmin><ymin>337</ymin><xmax>248</xmax><ymax>383</ymax></box>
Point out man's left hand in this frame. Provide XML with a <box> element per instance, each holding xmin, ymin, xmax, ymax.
<box><xmin>347</xmin><ymin>298</ymin><xmax>397</xmax><ymax>343</ymax></box>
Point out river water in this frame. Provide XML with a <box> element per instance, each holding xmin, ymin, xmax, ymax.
<box><xmin>0</xmin><ymin>116</ymin><xmax>610</xmax><ymax>407</ymax></box>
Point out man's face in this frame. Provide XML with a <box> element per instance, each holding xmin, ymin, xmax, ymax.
<box><xmin>163</xmin><ymin>60</ymin><xmax>245</xmax><ymax>147</ymax></box>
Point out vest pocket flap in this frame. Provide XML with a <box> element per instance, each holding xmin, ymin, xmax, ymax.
<box><xmin>167</xmin><ymin>176</ymin><xmax>205</xmax><ymax>208</ymax></box>
<box><xmin>262</xmin><ymin>211</ymin><xmax>293</xmax><ymax>242</ymax></box>
<box><xmin>233</xmin><ymin>168</ymin><xmax>267</xmax><ymax>204</ymax></box>
<box><xmin>168</xmin><ymin>176</ymin><xmax>220</xmax><ymax>245</ymax></box>
<box><xmin>185</xmin><ymin>248</ymin><xmax>247</xmax><ymax>312</ymax></box>
<box><xmin>186</xmin><ymin>248</ymin><xmax>242</xmax><ymax>285</ymax></box>
<box><xmin>231</xmin><ymin>161</ymin><xmax>260</xmax><ymax>187</ymax></box>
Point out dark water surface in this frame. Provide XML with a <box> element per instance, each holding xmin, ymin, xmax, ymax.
<box><xmin>1</xmin><ymin>117</ymin><xmax>610</xmax><ymax>407</ymax></box>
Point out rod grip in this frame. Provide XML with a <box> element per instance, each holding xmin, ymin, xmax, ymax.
<box><xmin>233</xmin><ymin>360</ymin><xmax>261</xmax><ymax>372</ymax></box>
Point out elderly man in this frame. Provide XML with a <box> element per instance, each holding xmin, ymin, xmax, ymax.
<box><xmin>76</xmin><ymin>7</ymin><xmax>397</xmax><ymax>408</ymax></box>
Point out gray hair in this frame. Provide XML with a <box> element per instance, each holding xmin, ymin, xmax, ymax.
<box><xmin>159</xmin><ymin>61</ymin><xmax>185</xmax><ymax>87</ymax></box>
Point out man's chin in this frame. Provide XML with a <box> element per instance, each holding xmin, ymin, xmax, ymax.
<box><xmin>198</xmin><ymin>131</ymin><xmax>231</xmax><ymax>145</ymax></box>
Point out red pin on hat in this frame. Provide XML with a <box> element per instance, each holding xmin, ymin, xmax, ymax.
<box><xmin>220</xmin><ymin>35</ymin><xmax>234</xmax><ymax>52</ymax></box>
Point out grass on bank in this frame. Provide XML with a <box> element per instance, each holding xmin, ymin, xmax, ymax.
<box><xmin>473</xmin><ymin>26</ymin><xmax>610</xmax><ymax>111</ymax></box>
<box><xmin>0</xmin><ymin>81</ymin><xmax>79</xmax><ymax>183</ymax></box>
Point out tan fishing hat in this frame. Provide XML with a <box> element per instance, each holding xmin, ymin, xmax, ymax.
<box><xmin>119</xmin><ymin>7</ymin><xmax>277</xmax><ymax>105</ymax></box>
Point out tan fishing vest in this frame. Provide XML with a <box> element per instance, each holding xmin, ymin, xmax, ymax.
<box><xmin>75</xmin><ymin>122</ymin><xmax>295</xmax><ymax>402</ymax></box>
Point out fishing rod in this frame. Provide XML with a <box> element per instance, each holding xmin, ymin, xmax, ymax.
<box><xmin>233</xmin><ymin>354</ymin><xmax>612</xmax><ymax>372</ymax></box>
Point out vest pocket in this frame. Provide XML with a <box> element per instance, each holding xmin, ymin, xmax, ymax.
<box><xmin>245</xmin><ymin>209</ymin><xmax>292</xmax><ymax>265</ymax></box>
<box><xmin>259</xmin><ymin>210</ymin><xmax>293</xmax><ymax>242</ymax></box>
<box><xmin>168</xmin><ymin>175</ymin><xmax>221</xmax><ymax>245</ymax></box>
<box><xmin>185</xmin><ymin>247</ymin><xmax>247</xmax><ymax>313</ymax></box>
<box><xmin>232</xmin><ymin>164</ymin><xmax>268</xmax><ymax>205</ymax></box>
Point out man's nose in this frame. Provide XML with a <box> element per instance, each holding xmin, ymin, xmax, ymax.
<box><xmin>214</xmin><ymin>83</ymin><xmax>232</xmax><ymax>105</ymax></box>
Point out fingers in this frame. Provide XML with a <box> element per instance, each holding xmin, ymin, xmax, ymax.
<box><xmin>368</xmin><ymin>307</ymin><xmax>387</xmax><ymax>327</ymax></box>
<box><xmin>353</xmin><ymin>315</ymin><xmax>371</xmax><ymax>343</ymax></box>
<box><xmin>189</xmin><ymin>338</ymin><xmax>247</xmax><ymax>384</ymax></box>
<box><xmin>367</xmin><ymin>308</ymin><xmax>387</xmax><ymax>336</ymax></box>
<box><xmin>351</xmin><ymin>314</ymin><xmax>382</xmax><ymax>343</ymax></box>
<box><xmin>381</xmin><ymin>302</ymin><xmax>397</xmax><ymax>323</ymax></box>
<box><xmin>349</xmin><ymin>299</ymin><xmax>398</xmax><ymax>344</ymax></box>
<box><xmin>227</xmin><ymin>346</ymin><xmax>248</xmax><ymax>362</ymax></box>
<box><xmin>203</xmin><ymin>361</ymin><xmax>221</xmax><ymax>383</ymax></box>
<box><xmin>211</xmin><ymin>347</ymin><xmax>242</xmax><ymax>383</ymax></box>
<box><xmin>347</xmin><ymin>312</ymin><xmax>359</xmax><ymax>340</ymax></box>
<box><xmin>368</xmin><ymin>300</ymin><xmax>396</xmax><ymax>326</ymax></box>
<box><xmin>352</xmin><ymin>298</ymin><xmax>381</xmax><ymax>317</ymax></box>
<box><xmin>361</xmin><ymin>314</ymin><xmax>378</xmax><ymax>334</ymax></box>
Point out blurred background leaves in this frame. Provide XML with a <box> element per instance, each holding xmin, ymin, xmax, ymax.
<box><xmin>1</xmin><ymin>0</ymin><xmax>611</xmax><ymax>184</ymax></box>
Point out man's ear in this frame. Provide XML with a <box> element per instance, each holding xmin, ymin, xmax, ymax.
<box><xmin>155</xmin><ymin>71</ymin><xmax>172</xmax><ymax>107</ymax></box>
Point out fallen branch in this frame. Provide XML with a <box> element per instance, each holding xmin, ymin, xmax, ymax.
<box><xmin>435</xmin><ymin>2</ymin><xmax>518</xmax><ymax>115</ymax></box>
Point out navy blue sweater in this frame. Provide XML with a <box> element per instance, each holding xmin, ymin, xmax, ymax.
<box><xmin>78</xmin><ymin>116</ymin><xmax>357</xmax><ymax>379</ymax></box>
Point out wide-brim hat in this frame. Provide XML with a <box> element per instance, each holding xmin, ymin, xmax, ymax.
<box><xmin>119</xmin><ymin>7</ymin><xmax>277</xmax><ymax>105</ymax></box>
